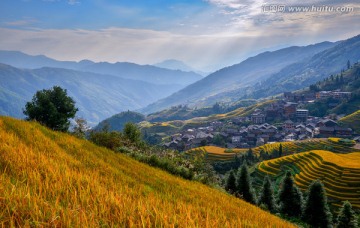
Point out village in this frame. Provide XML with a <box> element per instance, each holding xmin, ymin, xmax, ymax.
<box><xmin>164</xmin><ymin>90</ymin><xmax>357</xmax><ymax>151</ymax></box>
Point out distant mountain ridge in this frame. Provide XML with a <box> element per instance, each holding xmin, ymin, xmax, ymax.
<box><xmin>141</xmin><ymin>40</ymin><xmax>338</xmax><ymax>114</ymax></box>
<box><xmin>249</xmin><ymin>34</ymin><xmax>360</xmax><ymax>99</ymax></box>
<box><xmin>0</xmin><ymin>63</ymin><xmax>182</xmax><ymax>125</ymax></box>
<box><xmin>0</xmin><ymin>50</ymin><xmax>203</xmax><ymax>86</ymax></box>
<box><xmin>154</xmin><ymin>59</ymin><xmax>208</xmax><ymax>76</ymax></box>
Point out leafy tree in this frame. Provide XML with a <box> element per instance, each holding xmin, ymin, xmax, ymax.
<box><xmin>303</xmin><ymin>180</ymin><xmax>332</xmax><ymax>227</ymax></box>
<box><xmin>89</xmin><ymin>129</ymin><xmax>123</xmax><ymax>150</ymax></box>
<box><xmin>72</xmin><ymin>117</ymin><xmax>89</xmax><ymax>139</ymax></box>
<box><xmin>213</xmin><ymin>134</ymin><xmax>225</xmax><ymax>147</ymax></box>
<box><xmin>236</xmin><ymin>164</ymin><xmax>256</xmax><ymax>204</ymax></box>
<box><xmin>337</xmin><ymin>201</ymin><xmax>358</xmax><ymax>228</ymax></box>
<box><xmin>278</xmin><ymin>171</ymin><xmax>303</xmax><ymax>218</ymax></box>
<box><xmin>225</xmin><ymin>170</ymin><xmax>236</xmax><ymax>194</ymax></box>
<box><xmin>123</xmin><ymin>122</ymin><xmax>142</xmax><ymax>144</ymax></box>
<box><xmin>258</xmin><ymin>176</ymin><xmax>276</xmax><ymax>213</ymax></box>
<box><xmin>23</xmin><ymin>86</ymin><xmax>78</xmax><ymax>132</ymax></box>
<box><xmin>200</xmin><ymin>139</ymin><xmax>208</xmax><ymax>146</ymax></box>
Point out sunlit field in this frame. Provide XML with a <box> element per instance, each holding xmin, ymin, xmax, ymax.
<box><xmin>0</xmin><ymin>117</ymin><xmax>293</xmax><ymax>227</ymax></box>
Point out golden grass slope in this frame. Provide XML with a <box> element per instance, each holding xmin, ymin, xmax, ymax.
<box><xmin>0</xmin><ymin>117</ymin><xmax>293</xmax><ymax>227</ymax></box>
<box><xmin>257</xmin><ymin>150</ymin><xmax>360</xmax><ymax>209</ymax></box>
<box><xmin>340</xmin><ymin>110</ymin><xmax>360</xmax><ymax>133</ymax></box>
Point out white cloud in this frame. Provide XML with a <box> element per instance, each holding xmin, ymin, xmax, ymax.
<box><xmin>68</xmin><ymin>0</ymin><xmax>80</xmax><ymax>5</ymax></box>
<box><xmin>0</xmin><ymin>23</ymin><xmax>359</xmax><ymax>73</ymax></box>
<box><xmin>0</xmin><ymin>0</ymin><xmax>359</xmax><ymax>72</ymax></box>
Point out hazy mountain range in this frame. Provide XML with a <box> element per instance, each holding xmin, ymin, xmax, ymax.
<box><xmin>141</xmin><ymin>40</ymin><xmax>338</xmax><ymax>113</ymax></box>
<box><xmin>0</xmin><ymin>51</ymin><xmax>203</xmax><ymax>86</ymax></box>
<box><xmin>154</xmin><ymin>59</ymin><xmax>208</xmax><ymax>76</ymax></box>
<box><xmin>0</xmin><ymin>51</ymin><xmax>204</xmax><ymax>125</ymax></box>
<box><xmin>1</xmin><ymin>34</ymin><xmax>360</xmax><ymax>125</ymax></box>
<box><xmin>0</xmin><ymin>63</ymin><xmax>182</xmax><ymax>125</ymax></box>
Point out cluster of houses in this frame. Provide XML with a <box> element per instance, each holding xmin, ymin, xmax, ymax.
<box><xmin>284</xmin><ymin>90</ymin><xmax>352</xmax><ymax>103</ymax></box>
<box><xmin>163</xmin><ymin>98</ymin><xmax>355</xmax><ymax>151</ymax></box>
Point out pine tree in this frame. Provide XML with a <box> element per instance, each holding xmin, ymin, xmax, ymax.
<box><xmin>246</xmin><ymin>148</ymin><xmax>255</xmax><ymax>162</ymax></box>
<box><xmin>258</xmin><ymin>176</ymin><xmax>276</xmax><ymax>213</ymax></box>
<box><xmin>303</xmin><ymin>180</ymin><xmax>332</xmax><ymax>227</ymax></box>
<box><xmin>278</xmin><ymin>172</ymin><xmax>303</xmax><ymax>218</ymax></box>
<box><xmin>347</xmin><ymin>60</ymin><xmax>351</xmax><ymax>69</ymax></box>
<box><xmin>236</xmin><ymin>164</ymin><xmax>256</xmax><ymax>204</ymax></box>
<box><xmin>337</xmin><ymin>201</ymin><xmax>358</xmax><ymax>228</ymax></box>
<box><xmin>225</xmin><ymin>170</ymin><xmax>237</xmax><ymax>194</ymax></box>
<box><xmin>279</xmin><ymin>144</ymin><xmax>283</xmax><ymax>157</ymax></box>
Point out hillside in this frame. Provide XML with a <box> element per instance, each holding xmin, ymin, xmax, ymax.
<box><xmin>0</xmin><ymin>50</ymin><xmax>203</xmax><ymax>86</ymax></box>
<box><xmin>0</xmin><ymin>64</ymin><xmax>182</xmax><ymax>125</ymax></box>
<box><xmin>141</xmin><ymin>41</ymin><xmax>336</xmax><ymax>113</ymax></box>
<box><xmin>340</xmin><ymin>110</ymin><xmax>360</xmax><ymax>134</ymax></box>
<box><xmin>82</xmin><ymin>62</ymin><xmax>202</xmax><ymax>86</ymax></box>
<box><xmin>0</xmin><ymin>116</ymin><xmax>293</xmax><ymax>227</ymax></box>
<box><xmin>249</xmin><ymin>34</ymin><xmax>360</xmax><ymax>99</ymax></box>
<box><xmin>301</xmin><ymin>62</ymin><xmax>360</xmax><ymax>117</ymax></box>
<box><xmin>254</xmin><ymin>150</ymin><xmax>360</xmax><ymax>209</ymax></box>
<box><xmin>94</xmin><ymin>111</ymin><xmax>146</xmax><ymax>131</ymax></box>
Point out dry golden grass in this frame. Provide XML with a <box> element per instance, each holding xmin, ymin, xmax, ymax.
<box><xmin>0</xmin><ymin>117</ymin><xmax>293</xmax><ymax>227</ymax></box>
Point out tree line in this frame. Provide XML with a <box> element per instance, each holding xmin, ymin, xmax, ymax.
<box><xmin>225</xmin><ymin>165</ymin><xmax>358</xmax><ymax>227</ymax></box>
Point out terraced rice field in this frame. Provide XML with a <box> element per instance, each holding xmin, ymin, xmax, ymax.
<box><xmin>189</xmin><ymin>139</ymin><xmax>359</xmax><ymax>162</ymax></box>
<box><xmin>187</xmin><ymin>146</ymin><xmax>246</xmax><ymax>162</ymax></box>
<box><xmin>256</xmin><ymin>150</ymin><xmax>360</xmax><ymax>209</ymax></box>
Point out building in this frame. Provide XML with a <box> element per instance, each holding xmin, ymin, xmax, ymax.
<box><xmin>283</xmin><ymin>120</ymin><xmax>295</xmax><ymax>130</ymax></box>
<box><xmin>316</xmin><ymin>91</ymin><xmax>332</xmax><ymax>99</ymax></box>
<box><xmin>231</xmin><ymin>136</ymin><xmax>242</xmax><ymax>147</ymax></box>
<box><xmin>319</xmin><ymin>126</ymin><xmax>353</xmax><ymax>138</ymax></box>
<box><xmin>296</xmin><ymin>109</ymin><xmax>309</xmax><ymax>122</ymax></box>
<box><xmin>251</xmin><ymin>113</ymin><xmax>266</xmax><ymax>124</ymax></box>
<box><xmin>284</xmin><ymin>103</ymin><xmax>297</xmax><ymax>118</ymax></box>
<box><xmin>316</xmin><ymin>91</ymin><xmax>352</xmax><ymax>100</ymax></box>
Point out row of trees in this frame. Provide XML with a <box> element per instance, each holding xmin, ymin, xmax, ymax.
<box><xmin>225</xmin><ymin>166</ymin><xmax>358</xmax><ymax>227</ymax></box>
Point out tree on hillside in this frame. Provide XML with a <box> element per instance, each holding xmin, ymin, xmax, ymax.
<box><xmin>278</xmin><ymin>171</ymin><xmax>303</xmax><ymax>218</ymax></box>
<box><xmin>279</xmin><ymin>144</ymin><xmax>283</xmax><ymax>158</ymax></box>
<box><xmin>236</xmin><ymin>164</ymin><xmax>256</xmax><ymax>204</ymax></box>
<box><xmin>258</xmin><ymin>176</ymin><xmax>276</xmax><ymax>213</ymax></box>
<box><xmin>225</xmin><ymin>170</ymin><xmax>236</xmax><ymax>194</ymax></box>
<box><xmin>337</xmin><ymin>201</ymin><xmax>358</xmax><ymax>228</ymax></box>
<box><xmin>213</xmin><ymin>134</ymin><xmax>225</xmax><ymax>147</ymax></box>
<box><xmin>246</xmin><ymin>148</ymin><xmax>255</xmax><ymax>162</ymax></box>
<box><xmin>123</xmin><ymin>122</ymin><xmax>142</xmax><ymax>144</ymax></box>
<box><xmin>347</xmin><ymin>60</ymin><xmax>351</xmax><ymax>70</ymax></box>
<box><xmin>72</xmin><ymin>117</ymin><xmax>89</xmax><ymax>139</ymax></box>
<box><xmin>23</xmin><ymin>86</ymin><xmax>78</xmax><ymax>132</ymax></box>
<box><xmin>303</xmin><ymin>180</ymin><xmax>332</xmax><ymax>227</ymax></box>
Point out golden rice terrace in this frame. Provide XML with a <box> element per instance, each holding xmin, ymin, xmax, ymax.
<box><xmin>256</xmin><ymin>150</ymin><xmax>360</xmax><ymax>209</ymax></box>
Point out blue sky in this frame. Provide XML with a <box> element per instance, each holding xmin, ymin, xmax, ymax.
<box><xmin>0</xmin><ymin>0</ymin><xmax>359</xmax><ymax>71</ymax></box>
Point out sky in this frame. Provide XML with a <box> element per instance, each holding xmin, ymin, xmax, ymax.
<box><xmin>0</xmin><ymin>0</ymin><xmax>359</xmax><ymax>72</ymax></box>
